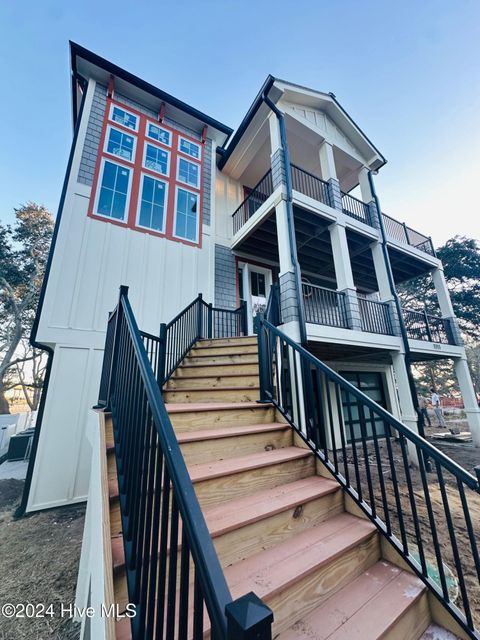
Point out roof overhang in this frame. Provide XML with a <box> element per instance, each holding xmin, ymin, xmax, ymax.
<box><xmin>218</xmin><ymin>76</ymin><xmax>387</xmax><ymax>173</ymax></box>
<box><xmin>70</xmin><ymin>42</ymin><xmax>233</xmax><ymax>146</ymax></box>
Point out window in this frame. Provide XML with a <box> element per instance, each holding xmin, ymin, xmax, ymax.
<box><xmin>174</xmin><ymin>188</ymin><xmax>198</xmax><ymax>242</ymax></box>
<box><xmin>177</xmin><ymin>157</ymin><xmax>200</xmax><ymax>188</ymax></box>
<box><xmin>105</xmin><ymin>126</ymin><xmax>135</xmax><ymax>162</ymax></box>
<box><xmin>340</xmin><ymin>371</ymin><xmax>388</xmax><ymax>442</ymax></box>
<box><xmin>250</xmin><ymin>271</ymin><xmax>266</xmax><ymax>297</ymax></box>
<box><xmin>178</xmin><ymin>136</ymin><xmax>201</xmax><ymax>160</ymax></box>
<box><xmin>147</xmin><ymin>123</ymin><xmax>171</xmax><ymax>146</ymax></box>
<box><xmin>110</xmin><ymin>105</ymin><xmax>138</xmax><ymax>131</ymax></box>
<box><xmin>96</xmin><ymin>161</ymin><xmax>131</xmax><ymax>220</ymax></box>
<box><xmin>144</xmin><ymin>143</ymin><xmax>169</xmax><ymax>175</ymax></box>
<box><xmin>138</xmin><ymin>175</ymin><xmax>167</xmax><ymax>232</ymax></box>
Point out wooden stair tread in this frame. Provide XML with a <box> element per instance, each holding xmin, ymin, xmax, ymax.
<box><xmin>203</xmin><ymin>476</ymin><xmax>340</xmax><ymax>538</ymax></box>
<box><xmin>277</xmin><ymin>561</ymin><xmax>426</xmax><ymax>640</ymax></box>
<box><xmin>166</xmin><ymin>401</ymin><xmax>271</xmax><ymax>413</ymax></box>
<box><xmin>179</xmin><ymin>360</ymin><xmax>259</xmax><ymax>368</ymax></box>
<box><xmin>170</xmin><ymin>372</ymin><xmax>259</xmax><ymax>380</ymax></box>
<box><xmin>193</xmin><ymin>342</ymin><xmax>257</xmax><ymax>351</ymax></box>
<box><xmin>176</xmin><ymin>422</ymin><xmax>289</xmax><ymax>443</ymax></box>
<box><xmin>166</xmin><ymin>385</ymin><xmax>260</xmax><ymax>392</ymax></box>
<box><xmin>188</xmin><ymin>447</ymin><xmax>312</xmax><ymax>483</ymax></box>
<box><xmin>186</xmin><ymin>350</ymin><xmax>257</xmax><ymax>357</ymax></box>
<box><xmin>111</xmin><ymin>535</ymin><xmax>125</xmax><ymax>574</ymax></box>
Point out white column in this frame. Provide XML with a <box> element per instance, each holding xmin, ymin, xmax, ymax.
<box><xmin>329</xmin><ymin>221</ymin><xmax>355</xmax><ymax>290</ymax></box>
<box><xmin>358</xmin><ymin>167</ymin><xmax>373</xmax><ymax>203</ymax></box>
<box><xmin>453</xmin><ymin>357</ymin><xmax>480</xmax><ymax>447</ymax></box>
<box><xmin>370</xmin><ymin>241</ymin><xmax>392</xmax><ymax>301</ymax></box>
<box><xmin>391</xmin><ymin>352</ymin><xmax>419</xmax><ymax>465</ymax></box>
<box><xmin>268</xmin><ymin>111</ymin><xmax>282</xmax><ymax>153</ymax></box>
<box><xmin>319</xmin><ymin>141</ymin><xmax>337</xmax><ymax>181</ymax></box>
<box><xmin>431</xmin><ymin>268</ymin><xmax>455</xmax><ymax>317</ymax></box>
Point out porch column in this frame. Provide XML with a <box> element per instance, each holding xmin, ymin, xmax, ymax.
<box><xmin>319</xmin><ymin>141</ymin><xmax>342</xmax><ymax>211</ymax></box>
<box><xmin>391</xmin><ymin>351</ymin><xmax>420</xmax><ymax>464</ymax></box>
<box><xmin>370</xmin><ymin>241</ymin><xmax>401</xmax><ymax>335</ymax></box>
<box><xmin>329</xmin><ymin>221</ymin><xmax>362</xmax><ymax>330</ymax></box>
<box><xmin>431</xmin><ymin>267</ymin><xmax>463</xmax><ymax>345</ymax></box>
<box><xmin>358</xmin><ymin>167</ymin><xmax>380</xmax><ymax>229</ymax></box>
<box><xmin>268</xmin><ymin>113</ymin><xmax>300</xmax><ymax>333</ymax></box>
<box><xmin>454</xmin><ymin>357</ymin><xmax>480</xmax><ymax>447</ymax></box>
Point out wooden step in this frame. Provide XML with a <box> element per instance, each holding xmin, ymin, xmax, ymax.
<box><xmin>167</xmin><ymin>373</ymin><xmax>259</xmax><ymax>389</ymax></box>
<box><xmin>190</xmin><ymin>513</ymin><xmax>379</xmax><ymax>636</ymax></box>
<box><xmin>276</xmin><ymin>561</ymin><xmax>429</xmax><ymax>640</ymax></box>
<box><xmin>184</xmin><ymin>353</ymin><xmax>258</xmax><ymax>365</ymax></box>
<box><xmin>175</xmin><ymin>361</ymin><xmax>259</xmax><ymax>377</ymax></box>
<box><xmin>164</xmin><ymin>385</ymin><xmax>260</xmax><ymax>403</ymax></box>
<box><xmin>204</xmin><ymin>477</ymin><xmax>343</xmax><ymax>567</ymax></box>
<box><xmin>177</xmin><ymin>423</ymin><xmax>291</xmax><ymax>465</ymax></box>
<box><xmin>188</xmin><ymin>447</ymin><xmax>315</xmax><ymax>508</ymax></box>
<box><xmin>189</xmin><ymin>344</ymin><xmax>258</xmax><ymax>357</ymax></box>
<box><xmin>166</xmin><ymin>401</ymin><xmax>275</xmax><ymax>432</ymax></box>
<box><xmin>198</xmin><ymin>336</ymin><xmax>257</xmax><ymax>348</ymax></box>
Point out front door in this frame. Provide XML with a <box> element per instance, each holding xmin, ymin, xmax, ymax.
<box><xmin>339</xmin><ymin>371</ymin><xmax>388</xmax><ymax>443</ymax></box>
<box><xmin>238</xmin><ymin>263</ymin><xmax>273</xmax><ymax>334</ymax></box>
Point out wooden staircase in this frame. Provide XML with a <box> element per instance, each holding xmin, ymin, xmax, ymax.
<box><xmin>107</xmin><ymin>335</ymin><xmax>465</xmax><ymax>640</ymax></box>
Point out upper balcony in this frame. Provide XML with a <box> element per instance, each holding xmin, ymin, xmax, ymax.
<box><xmin>231</xmin><ymin>163</ymin><xmax>435</xmax><ymax>258</ymax></box>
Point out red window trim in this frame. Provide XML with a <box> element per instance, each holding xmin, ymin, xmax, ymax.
<box><xmin>87</xmin><ymin>97</ymin><xmax>204</xmax><ymax>248</ymax></box>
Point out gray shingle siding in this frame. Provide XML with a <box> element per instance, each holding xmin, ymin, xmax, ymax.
<box><xmin>215</xmin><ymin>244</ymin><xmax>237</xmax><ymax>309</ymax></box>
<box><xmin>77</xmin><ymin>84</ymin><xmax>213</xmax><ymax>225</ymax></box>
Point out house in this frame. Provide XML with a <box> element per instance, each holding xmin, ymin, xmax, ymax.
<box><xmin>20</xmin><ymin>43</ymin><xmax>480</xmax><ymax>640</ymax></box>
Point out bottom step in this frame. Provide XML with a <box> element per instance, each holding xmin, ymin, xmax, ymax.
<box><xmin>276</xmin><ymin>561</ymin><xmax>429</xmax><ymax>640</ymax></box>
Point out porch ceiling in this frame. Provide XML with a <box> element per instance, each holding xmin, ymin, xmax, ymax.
<box><xmin>307</xmin><ymin>340</ymin><xmax>393</xmax><ymax>364</ymax></box>
<box><xmin>388</xmin><ymin>247</ymin><xmax>432</xmax><ymax>285</ymax></box>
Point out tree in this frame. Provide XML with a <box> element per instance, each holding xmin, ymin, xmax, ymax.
<box><xmin>0</xmin><ymin>203</ymin><xmax>53</xmax><ymax>414</ymax></box>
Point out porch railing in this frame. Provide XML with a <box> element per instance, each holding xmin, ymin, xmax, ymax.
<box><xmin>403</xmin><ymin>308</ymin><xmax>455</xmax><ymax>345</ymax></box>
<box><xmin>358</xmin><ymin>297</ymin><xmax>394</xmax><ymax>335</ymax></box>
<box><xmin>382</xmin><ymin>213</ymin><xmax>435</xmax><ymax>256</ymax></box>
<box><xmin>302</xmin><ymin>283</ymin><xmax>349</xmax><ymax>329</ymax></box>
<box><xmin>291</xmin><ymin>164</ymin><xmax>331</xmax><ymax>208</ymax></box>
<box><xmin>98</xmin><ymin>287</ymin><xmax>272</xmax><ymax>639</ymax></box>
<box><xmin>341</xmin><ymin>191</ymin><xmax>372</xmax><ymax>226</ymax></box>
<box><xmin>232</xmin><ymin>169</ymin><xmax>274</xmax><ymax>235</ymax></box>
<box><xmin>256</xmin><ymin>309</ymin><xmax>480</xmax><ymax>640</ymax></box>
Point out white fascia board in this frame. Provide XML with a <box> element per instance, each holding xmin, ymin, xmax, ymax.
<box><xmin>306</xmin><ymin>323</ymin><xmax>403</xmax><ymax>351</ymax></box>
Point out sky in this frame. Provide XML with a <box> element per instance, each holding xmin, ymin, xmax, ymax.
<box><xmin>0</xmin><ymin>0</ymin><xmax>479</xmax><ymax>247</ymax></box>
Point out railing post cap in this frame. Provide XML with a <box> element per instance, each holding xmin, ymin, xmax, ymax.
<box><xmin>119</xmin><ymin>284</ymin><xmax>129</xmax><ymax>296</ymax></box>
<box><xmin>225</xmin><ymin>592</ymin><xmax>273</xmax><ymax>638</ymax></box>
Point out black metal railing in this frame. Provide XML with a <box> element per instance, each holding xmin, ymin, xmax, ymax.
<box><xmin>341</xmin><ymin>191</ymin><xmax>372</xmax><ymax>226</ymax></box>
<box><xmin>302</xmin><ymin>283</ymin><xmax>349</xmax><ymax>329</ymax></box>
<box><xmin>98</xmin><ymin>287</ymin><xmax>272</xmax><ymax>639</ymax></box>
<box><xmin>382</xmin><ymin>213</ymin><xmax>435</xmax><ymax>256</ymax></box>
<box><xmin>256</xmin><ymin>311</ymin><xmax>480</xmax><ymax>640</ymax></box>
<box><xmin>403</xmin><ymin>308</ymin><xmax>455</xmax><ymax>345</ymax></box>
<box><xmin>291</xmin><ymin>164</ymin><xmax>331</xmax><ymax>207</ymax></box>
<box><xmin>358</xmin><ymin>297</ymin><xmax>394</xmax><ymax>335</ymax></box>
<box><xmin>232</xmin><ymin>170</ymin><xmax>274</xmax><ymax>235</ymax></box>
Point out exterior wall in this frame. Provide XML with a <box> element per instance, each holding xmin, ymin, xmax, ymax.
<box><xmin>214</xmin><ymin>244</ymin><xmax>237</xmax><ymax>309</ymax></box>
<box><xmin>29</xmin><ymin>79</ymin><xmax>216</xmax><ymax>511</ymax></box>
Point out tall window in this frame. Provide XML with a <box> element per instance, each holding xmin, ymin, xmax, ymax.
<box><xmin>90</xmin><ymin>99</ymin><xmax>205</xmax><ymax>246</ymax></box>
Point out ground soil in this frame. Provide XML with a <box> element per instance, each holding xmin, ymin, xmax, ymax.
<box><xmin>0</xmin><ymin>480</ymin><xmax>85</xmax><ymax>639</ymax></box>
<box><xmin>340</xmin><ymin>413</ymin><xmax>480</xmax><ymax>630</ymax></box>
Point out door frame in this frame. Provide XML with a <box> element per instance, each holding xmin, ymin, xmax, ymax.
<box><xmin>237</xmin><ymin>260</ymin><xmax>273</xmax><ymax>335</ymax></box>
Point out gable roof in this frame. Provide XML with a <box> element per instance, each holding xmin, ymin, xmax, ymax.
<box><xmin>218</xmin><ymin>75</ymin><xmax>387</xmax><ymax>171</ymax></box>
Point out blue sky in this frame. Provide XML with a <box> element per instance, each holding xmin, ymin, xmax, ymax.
<box><xmin>0</xmin><ymin>0</ymin><xmax>479</xmax><ymax>245</ymax></box>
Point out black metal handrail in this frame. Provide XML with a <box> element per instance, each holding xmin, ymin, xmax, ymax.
<box><xmin>341</xmin><ymin>191</ymin><xmax>372</xmax><ymax>226</ymax></box>
<box><xmin>382</xmin><ymin>212</ymin><xmax>435</xmax><ymax>257</ymax></box>
<box><xmin>302</xmin><ymin>283</ymin><xmax>349</xmax><ymax>329</ymax></box>
<box><xmin>290</xmin><ymin>164</ymin><xmax>331</xmax><ymax>207</ymax></box>
<box><xmin>358</xmin><ymin>297</ymin><xmax>394</xmax><ymax>335</ymax></box>
<box><xmin>403</xmin><ymin>308</ymin><xmax>455</xmax><ymax>345</ymax></box>
<box><xmin>256</xmin><ymin>310</ymin><xmax>480</xmax><ymax>639</ymax></box>
<box><xmin>99</xmin><ymin>287</ymin><xmax>272</xmax><ymax>639</ymax></box>
<box><xmin>232</xmin><ymin>170</ymin><xmax>274</xmax><ymax>234</ymax></box>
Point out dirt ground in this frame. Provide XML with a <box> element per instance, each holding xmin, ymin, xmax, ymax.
<box><xmin>0</xmin><ymin>480</ymin><xmax>85</xmax><ymax>639</ymax></box>
<box><xmin>342</xmin><ymin>413</ymin><xmax>480</xmax><ymax>629</ymax></box>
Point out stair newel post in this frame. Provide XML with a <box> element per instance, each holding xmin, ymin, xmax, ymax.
<box><xmin>207</xmin><ymin>303</ymin><xmax>213</xmax><ymax>339</ymax></box>
<box><xmin>157</xmin><ymin>322</ymin><xmax>167</xmax><ymax>387</ymax></box>
<box><xmin>105</xmin><ymin>285</ymin><xmax>129</xmax><ymax>411</ymax></box>
<box><xmin>256</xmin><ymin>314</ymin><xmax>271</xmax><ymax>403</ymax></box>
<box><xmin>225</xmin><ymin>592</ymin><xmax>273</xmax><ymax>640</ymax></box>
<box><xmin>197</xmin><ymin>293</ymin><xmax>203</xmax><ymax>340</ymax></box>
<box><xmin>241</xmin><ymin>300</ymin><xmax>248</xmax><ymax>336</ymax></box>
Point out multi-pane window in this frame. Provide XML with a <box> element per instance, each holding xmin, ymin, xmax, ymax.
<box><xmin>110</xmin><ymin>105</ymin><xmax>138</xmax><ymax>131</ymax></box>
<box><xmin>96</xmin><ymin>161</ymin><xmax>131</xmax><ymax>220</ymax></box>
<box><xmin>250</xmin><ymin>271</ymin><xmax>266</xmax><ymax>297</ymax></box>
<box><xmin>179</xmin><ymin>136</ymin><xmax>201</xmax><ymax>160</ymax></box>
<box><xmin>177</xmin><ymin>157</ymin><xmax>200</xmax><ymax>188</ymax></box>
<box><xmin>105</xmin><ymin>127</ymin><xmax>135</xmax><ymax>161</ymax></box>
<box><xmin>175</xmin><ymin>188</ymin><xmax>198</xmax><ymax>242</ymax></box>
<box><xmin>138</xmin><ymin>175</ymin><xmax>167</xmax><ymax>232</ymax></box>
<box><xmin>144</xmin><ymin>143</ymin><xmax>169</xmax><ymax>175</ymax></box>
<box><xmin>147</xmin><ymin>123</ymin><xmax>171</xmax><ymax>146</ymax></box>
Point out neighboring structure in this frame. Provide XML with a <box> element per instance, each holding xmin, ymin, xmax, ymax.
<box><xmin>22</xmin><ymin>43</ymin><xmax>480</xmax><ymax>513</ymax></box>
